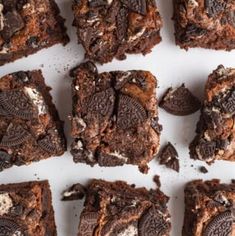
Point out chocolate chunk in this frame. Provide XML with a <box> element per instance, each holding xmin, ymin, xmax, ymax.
<box><xmin>0</xmin><ymin>123</ymin><xmax>30</xmax><ymax>147</ymax></box>
<box><xmin>0</xmin><ymin>90</ymin><xmax>36</xmax><ymax>120</ymax></box>
<box><xmin>87</xmin><ymin>88</ymin><xmax>115</xmax><ymax>118</ymax></box>
<box><xmin>1</xmin><ymin>10</ymin><xmax>24</xmax><ymax>41</ymax></box>
<box><xmin>38</xmin><ymin>135</ymin><xmax>57</xmax><ymax>154</ymax></box>
<box><xmin>0</xmin><ymin>150</ymin><xmax>12</xmax><ymax>171</ymax></box>
<box><xmin>199</xmin><ymin>166</ymin><xmax>208</xmax><ymax>174</ymax></box>
<box><xmin>203</xmin><ymin>211</ymin><xmax>232</xmax><ymax>236</ymax></box>
<box><xmin>116</xmin><ymin>7</ymin><xmax>128</xmax><ymax>41</ymax></box>
<box><xmin>159</xmin><ymin>84</ymin><xmax>201</xmax><ymax>116</ymax></box>
<box><xmin>78</xmin><ymin>212</ymin><xmax>98</xmax><ymax>236</ymax></box>
<box><xmin>121</xmin><ymin>0</ymin><xmax>147</xmax><ymax>15</ymax></box>
<box><xmin>117</xmin><ymin>95</ymin><xmax>147</xmax><ymax>129</ymax></box>
<box><xmin>205</xmin><ymin>0</ymin><xmax>226</xmax><ymax>17</ymax></box>
<box><xmin>138</xmin><ymin>207</ymin><xmax>169</xmax><ymax>236</ymax></box>
<box><xmin>62</xmin><ymin>183</ymin><xmax>86</xmax><ymax>201</ymax></box>
<box><xmin>0</xmin><ymin>218</ymin><xmax>24</xmax><ymax>235</ymax></box>
<box><xmin>158</xmin><ymin>142</ymin><xmax>179</xmax><ymax>172</ymax></box>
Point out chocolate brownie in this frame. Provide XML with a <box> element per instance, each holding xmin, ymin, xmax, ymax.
<box><xmin>77</xmin><ymin>179</ymin><xmax>171</xmax><ymax>236</ymax></box>
<box><xmin>70</xmin><ymin>61</ymin><xmax>161</xmax><ymax>173</ymax></box>
<box><xmin>72</xmin><ymin>0</ymin><xmax>162</xmax><ymax>64</ymax></box>
<box><xmin>0</xmin><ymin>180</ymin><xmax>56</xmax><ymax>235</ymax></box>
<box><xmin>190</xmin><ymin>65</ymin><xmax>235</xmax><ymax>164</ymax></box>
<box><xmin>182</xmin><ymin>179</ymin><xmax>235</xmax><ymax>236</ymax></box>
<box><xmin>0</xmin><ymin>0</ymin><xmax>69</xmax><ymax>66</ymax></box>
<box><xmin>0</xmin><ymin>70</ymin><xmax>66</xmax><ymax>171</ymax></box>
<box><xmin>173</xmin><ymin>0</ymin><xmax>235</xmax><ymax>50</ymax></box>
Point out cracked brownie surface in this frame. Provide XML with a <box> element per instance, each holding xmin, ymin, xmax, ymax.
<box><xmin>0</xmin><ymin>180</ymin><xmax>56</xmax><ymax>236</ymax></box>
<box><xmin>182</xmin><ymin>179</ymin><xmax>235</xmax><ymax>236</ymax></box>
<box><xmin>70</xmin><ymin>61</ymin><xmax>161</xmax><ymax>173</ymax></box>
<box><xmin>77</xmin><ymin>179</ymin><xmax>171</xmax><ymax>236</ymax></box>
<box><xmin>0</xmin><ymin>0</ymin><xmax>69</xmax><ymax>66</ymax></box>
<box><xmin>173</xmin><ymin>0</ymin><xmax>235</xmax><ymax>50</ymax></box>
<box><xmin>72</xmin><ymin>0</ymin><xmax>162</xmax><ymax>64</ymax></box>
<box><xmin>190</xmin><ymin>65</ymin><xmax>235</xmax><ymax>163</ymax></box>
<box><xmin>0</xmin><ymin>70</ymin><xmax>66</xmax><ymax>171</ymax></box>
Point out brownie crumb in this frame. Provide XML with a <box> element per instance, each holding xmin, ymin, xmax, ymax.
<box><xmin>159</xmin><ymin>84</ymin><xmax>201</xmax><ymax>116</ymax></box>
<box><xmin>62</xmin><ymin>183</ymin><xmax>87</xmax><ymax>201</ymax></box>
<box><xmin>158</xmin><ymin>142</ymin><xmax>180</xmax><ymax>172</ymax></box>
<box><xmin>199</xmin><ymin>166</ymin><xmax>208</xmax><ymax>174</ymax></box>
<box><xmin>153</xmin><ymin>175</ymin><xmax>161</xmax><ymax>188</ymax></box>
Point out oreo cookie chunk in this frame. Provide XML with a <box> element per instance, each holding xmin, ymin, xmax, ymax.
<box><xmin>76</xmin><ymin>179</ymin><xmax>171</xmax><ymax>236</ymax></box>
<box><xmin>0</xmin><ymin>70</ymin><xmax>66</xmax><ymax>171</ymax></box>
<box><xmin>0</xmin><ymin>0</ymin><xmax>69</xmax><ymax>66</ymax></box>
<box><xmin>0</xmin><ymin>180</ymin><xmax>56</xmax><ymax>235</ymax></box>
<box><xmin>182</xmin><ymin>179</ymin><xmax>235</xmax><ymax>236</ymax></box>
<box><xmin>173</xmin><ymin>0</ymin><xmax>235</xmax><ymax>50</ymax></box>
<box><xmin>159</xmin><ymin>84</ymin><xmax>201</xmax><ymax>116</ymax></box>
<box><xmin>190</xmin><ymin>65</ymin><xmax>235</xmax><ymax>164</ymax></box>
<box><xmin>72</xmin><ymin>0</ymin><xmax>162</xmax><ymax>64</ymax></box>
<box><xmin>70</xmin><ymin>61</ymin><xmax>161</xmax><ymax>173</ymax></box>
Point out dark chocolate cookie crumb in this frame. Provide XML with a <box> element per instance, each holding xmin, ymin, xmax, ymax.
<box><xmin>159</xmin><ymin>84</ymin><xmax>201</xmax><ymax>116</ymax></box>
<box><xmin>153</xmin><ymin>175</ymin><xmax>161</xmax><ymax>188</ymax></box>
<box><xmin>199</xmin><ymin>166</ymin><xmax>208</xmax><ymax>174</ymax></box>
<box><xmin>158</xmin><ymin>142</ymin><xmax>180</xmax><ymax>172</ymax></box>
<box><xmin>62</xmin><ymin>183</ymin><xmax>87</xmax><ymax>201</ymax></box>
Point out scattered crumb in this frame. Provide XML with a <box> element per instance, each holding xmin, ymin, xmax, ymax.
<box><xmin>153</xmin><ymin>175</ymin><xmax>161</xmax><ymax>188</ymax></box>
<box><xmin>62</xmin><ymin>183</ymin><xmax>87</xmax><ymax>201</ymax></box>
<box><xmin>199</xmin><ymin>166</ymin><xmax>208</xmax><ymax>174</ymax></box>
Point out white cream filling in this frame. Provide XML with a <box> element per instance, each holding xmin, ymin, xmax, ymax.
<box><xmin>117</xmin><ymin>225</ymin><xmax>138</xmax><ymax>236</ymax></box>
<box><xmin>0</xmin><ymin>193</ymin><xmax>13</xmax><ymax>216</ymax></box>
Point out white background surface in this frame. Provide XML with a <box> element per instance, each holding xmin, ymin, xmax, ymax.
<box><xmin>1</xmin><ymin>0</ymin><xmax>235</xmax><ymax>235</ymax></box>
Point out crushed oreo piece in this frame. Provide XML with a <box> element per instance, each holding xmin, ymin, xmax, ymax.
<box><xmin>158</xmin><ymin>142</ymin><xmax>180</xmax><ymax>172</ymax></box>
<box><xmin>120</xmin><ymin>0</ymin><xmax>147</xmax><ymax>15</ymax></box>
<box><xmin>159</xmin><ymin>84</ymin><xmax>201</xmax><ymax>116</ymax></box>
<box><xmin>0</xmin><ymin>150</ymin><xmax>12</xmax><ymax>171</ymax></box>
<box><xmin>78</xmin><ymin>212</ymin><xmax>98</xmax><ymax>236</ymax></box>
<box><xmin>116</xmin><ymin>7</ymin><xmax>128</xmax><ymax>41</ymax></box>
<box><xmin>0</xmin><ymin>218</ymin><xmax>25</xmax><ymax>235</ymax></box>
<box><xmin>153</xmin><ymin>175</ymin><xmax>161</xmax><ymax>188</ymax></box>
<box><xmin>199</xmin><ymin>166</ymin><xmax>208</xmax><ymax>174</ymax></box>
<box><xmin>62</xmin><ymin>183</ymin><xmax>87</xmax><ymax>201</ymax></box>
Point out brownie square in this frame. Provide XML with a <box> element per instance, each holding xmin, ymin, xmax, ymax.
<box><xmin>173</xmin><ymin>0</ymin><xmax>235</xmax><ymax>50</ymax></box>
<box><xmin>0</xmin><ymin>70</ymin><xmax>66</xmax><ymax>171</ymax></box>
<box><xmin>182</xmin><ymin>179</ymin><xmax>235</xmax><ymax>236</ymax></box>
<box><xmin>77</xmin><ymin>179</ymin><xmax>171</xmax><ymax>236</ymax></box>
<box><xmin>70</xmin><ymin>61</ymin><xmax>161</xmax><ymax>173</ymax></box>
<box><xmin>72</xmin><ymin>0</ymin><xmax>162</xmax><ymax>64</ymax></box>
<box><xmin>0</xmin><ymin>0</ymin><xmax>69</xmax><ymax>66</ymax></box>
<box><xmin>0</xmin><ymin>180</ymin><xmax>56</xmax><ymax>235</ymax></box>
<box><xmin>189</xmin><ymin>65</ymin><xmax>235</xmax><ymax>163</ymax></box>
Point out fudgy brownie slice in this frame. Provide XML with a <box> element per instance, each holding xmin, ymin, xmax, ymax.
<box><xmin>0</xmin><ymin>180</ymin><xmax>56</xmax><ymax>235</ymax></box>
<box><xmin>190</xmin><ymin>65</ymin><xmax>235</xmax><ymax>163</ymax></box>
<box><xmin>0</xmin><ymin>0</ymin><xmax>69</xmax><ymax>66</ymax></box>
<box><xmin>0</xmin><ymin>70</ymin><xmax>66</xmax><ymax>171</ymax></box>
<box><xmin>70</xmin><ymin>61</ymin><xmax>161</xmax><ymax>173</ymax></box>
<box><xmin>182</xmin><ymin>179</ymin><xmax>235</xmax><ymax>236</ymax></box>
<box><xmin>173</xmin><ymin>0</ymin><xmax>235</xmax><ymax>50</ymax></box>
<box><xmin>77</xmin><ymin>179</ymin><xmax>171</xmax><ymax>236</ymax></box>
<box><xmin>72</xmin><ymin>0</ymin><xmax>162</xmax><ymax>64</ymax></box>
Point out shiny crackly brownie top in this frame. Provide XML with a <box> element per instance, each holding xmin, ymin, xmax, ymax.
<box><xmin>78</xmin><ymin>179</ymin><xmax>171</xmax><ymax>236</ymax></box>
<box><xmin>173</xmin><ymin>0</ymin><xmax>235</xmax><ymax>50</ymax></box>
<box><xmin>183</xmin><ymin>179</ymin><xmax>235</xmax><ymax>236</ymax></box>
<box><xmin>0</xmin><ymin>181</ymin><xmax>55</xmax><ymax>236</ymax></box>
<box><xmin>72</xmin><ymin>0</ymin><xmax>162</xmax><ymax>63</ymax></box>
<box><xmin>190</xmin><ymin>65</ymin><xmax>235</xmax><ymax>163</ymax></box>
<box><xmin>70</xmin><ymin>61</ymin><xmax>161</xmax><ymax>173</ymax></box>
<box><xmin>0</xmin><ymin>70</ymin><xmax>66</xmax><ymax>171</ymax></box>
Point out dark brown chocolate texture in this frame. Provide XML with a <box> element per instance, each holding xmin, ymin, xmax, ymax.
<box><xmin>0</xmin><ymin>180</ymin><xmax>57</xmax><ymax>235</ymax></box>
<box><xmin>173</xmin><ymin>0</ymin><xmax>235</xmax><ymax>50</ymax></box>
<box><xmin>70</xmin><ymin>61</ymin><xmax>161</xmax><ymax>174</ymax></box>
<box><xmin>182</xmin><ymin>179</ymin><xmax>235</xmax><ymax>236</ymax></box>
<box><xmin>77</xmin><ymin>179</ymin><xmax>171</xmax><ymax>236</ymax></box>
<box><xmin>0</xmin><ymin>70</ymin><xmax>66</xmax><ymax>171</ymax></box>
<box><xmin>72</xmin><ymin>0</ymin><xmax>162</xmax><ymax>64</ymax></box>
<box><xmin>159</xmin><ymin>84</ymin><xmax>201</xmax><ymax>116</ymax></box>
<box><xmin>190</xmin><ymin>65</ymin><xmax>235</xmax><ymax>164</ymax></box>
<box><xmin>0</xmin><ymin>0</ymin><xmax>69</xmax><ymax>66</ymax></box>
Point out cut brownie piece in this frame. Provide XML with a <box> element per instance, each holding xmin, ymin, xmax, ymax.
<box><xmin>72</xmin><ymin>0</ymin><xmax>162</xmax><ymax>64</ymax></box>
<box><xmin>190</xmin><ymin>65</ymin><xmax>235</xmax><ymax>164</ymax></box>
<box><xmin>182</xmin><ymin>179</ymin><xmax>235</xmax><ymax>236</ymax></box>
<box><xmin>0</xmin><ymin>180</ymin><xmax>56</xmax><ymax>235</ymax></box>
<box><xmin>0</xmin><ymin>0</ymin><xmax>69</xmax><ymax>66</ymax></box>
<box><xmin>173</xmin><ymin>0</ymin><xmax>235</xmax><ymax>50</ymax></box>
<box><xmin>70</xmin><ymin>61</ymin><xmax>161</xmax><ymax>173</ymax></box>
<box><xmin>0</xmin><ymin>70</ymin><xmax>66</xmax><ymax>171</ymax></box>
<box><xmin>77</xmin><ymin>179</ymin><xmax>171</xmax><ymax>236</ymax></box>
